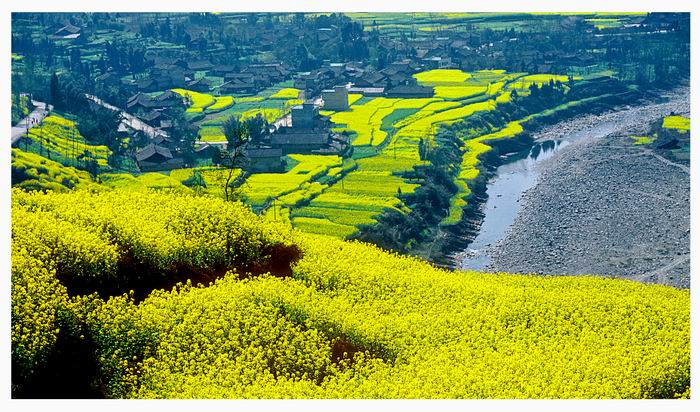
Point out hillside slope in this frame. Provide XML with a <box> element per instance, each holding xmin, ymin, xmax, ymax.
<box><xmin>11</xmin><ymin>188</ymin><xmax>689</xmax><ymax>399</ymax></box>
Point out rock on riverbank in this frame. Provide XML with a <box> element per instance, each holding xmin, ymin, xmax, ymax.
<box><xmin>486</xmin><ymin>88</ymin><xmax>690</xmax><ymax>288</ymax></box>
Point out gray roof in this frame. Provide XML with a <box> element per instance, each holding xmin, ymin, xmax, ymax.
<box><xmin>139</xmin><ymin>110</ymin><xmax>161</xmax><ymax>122</ymax></box>
<box><xmin>127</xmin><ymin>93</ymin><xmax>156</xmax><ymax>109</ymax></box>
<box><xmin>247</xmin><ymin>147</ymin><xmax>283</xmax><ymax>158</ymax></box>
<box><xmin>95</xmin><ymin>71</ymin><xmax>119</xmax><ymax>82</ymax></box>
<box><xmin>135</xmin><ymin>143</ymin><xmax>173</xmax><ymax>162</ymax></box>
<box><xmin>155</xmin><ymin>90</ymin><xmax>180</xmax><ymax>101</ymax></box>
<box><xmin>271</xmin><ymin>131</ymin><xmax>329</xmax><ymax>145</ymax></box>
<box><xmin>385</xmin><ymin>85</ymin><xmax>434</xmax><ymax>97</ymax></box>
<box><xmin>55</xmin><ymin>23</ymin><xmax>81</xmax><ymax>35</ymax></box>
<box><xmin>152</xmin><ymin>135</ymin><xmax>174</xmax><ymax>145</ymax></box>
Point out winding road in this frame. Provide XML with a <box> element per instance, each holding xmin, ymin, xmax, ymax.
<box><xmin>85</xmin><ymin>94</ymin><xmax>169</xmax><ymax>139</ymax></box>
<box><xmin>11</xmin><ymin>100</ymin><xmax>52</xmax><ymax>146</ymax></box>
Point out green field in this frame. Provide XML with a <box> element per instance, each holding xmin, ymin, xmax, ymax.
<box><xmin>192</xmin><ymin>83</ymin><xmax>304</xmax><ymax>142</ymax></box>
<box><xmin>243</xmin><ymin>154</ymin><xmax>342</xmax><ymax>208</ymax></box>
<box><xmin>291</xmin><ymin>68</ymin><xmax>583</xmax><ymax>236</ymax></box>
<box><xmin>17</xmin><ymin>68</ymin><xmax>601</xmax><ymax>241</ymax></box>
<box><xmin>346</xmin><ymin>12</ymin><xmax>647</xmax><ymax>36</ymax></box>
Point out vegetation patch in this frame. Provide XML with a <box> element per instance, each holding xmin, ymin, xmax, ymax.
<box><xmin>171</xmin><ymin>88</ymin><xmax>216</xmax><ymax>113</ymax></box>
<box><xmin>631</xmin><ymin>135</ymin><xmax>657</xmax><ymax>145</ymax></box>
<box><xmin>662</xmin><ymin>115</ymin><xmax>690</xmax><ymax>132</ymax></box>
<box><xmin>208</xmin><ymin>96</ymin><xmax>234</xmax><ymax>111</ymax></box>
<box><xmin>414</xmin><ymin>69</ymin><xmax>472</xmax><ymax>85</ymax></box>
<box><xmin>11</xmin><ymin>148</ymin><xmax>102</xmax><ymax>192</ymax></box>
<box><xmin>434</xmin><ymin>85</ymin><xmax>487</xmax><ymax>99</ymax></box>
<box><xmin>24</xmin><ymin>114</ymin><xmax>111</xmax><ymax>169</ymax></box>
<box><xmin>11</xmin><ymin>189</ymin><xmax>690</xmax><ymax>398</ymax></box>
<box><xmin>269</xmin><ymin>88</ymin><xmax>302</xmax><ymax>99</ymax></box>
<box><xmin>244</xmin><ymin>155</ymin><xmax>341</xmax><ymax>208</ymax></box>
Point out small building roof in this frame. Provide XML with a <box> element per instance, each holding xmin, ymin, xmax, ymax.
<box><xmin>136</xmin><ymin>143</ymin><xmax>173</xmax><ymax>162</ymax></box>
<box><xmin>271</xmin><ymin>130</ymin><xmax>329</xmax><ymax>145</ymax></box>
<box><xmin>127</xmin><ymin>93</ymin><xmax>156</xmax><ymax>109</ymax></box>
<box><xmin>247</xmin><ymin>147</ymin><xmax>283</xmax><ymax>158</ymax></box>
<box><xmin>55</xmin><ymin>23</ymin><xmax>81</xmax><ymax>35</ymax></box>
<box><xmin>139</xmin><ymin>110</ymin><xmax>162</xmax><ymax>122</ymax></box>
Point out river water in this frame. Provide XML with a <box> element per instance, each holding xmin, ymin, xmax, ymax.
<box><xmin>457</xmin><ymin>118</ymin><xmax>622</xmax><ymax>270</ymax></box>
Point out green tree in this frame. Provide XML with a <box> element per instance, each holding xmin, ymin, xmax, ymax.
<box><xmin>218</xmin><ymin>115</ymin><xmax>251</xmax><ymax>201</ymax></box>
<box><xmin>49</xmin><ymin>72</ymin><xmax>62</xmax><ymax>109</ymax></box>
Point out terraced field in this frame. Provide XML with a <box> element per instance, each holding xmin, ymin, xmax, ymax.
<box><xmin>142</xmin><ymin>69</ymin><xmax>605</xmax><ymax>241</ymax></box>
<box><xmin>22</xmin><ymin>114</ymin><xmax>112</xmax><ymax>169</ymax></box>
<box><xmin>272</xmin><ymin>68</ymin><xmax>626</xmax><ymax>239</ymax></box>
<box><xmin>346</xmin><ymin>12</ymin><xmax>647</xmax><ymax>36</ymax></box>
<box><xmin>244</xmin><ymin>154</ymin><xmax>342</xmax><ymax>208</ymax></box>
<box><xmin>189</xmin><ymin>84</ymin><xmax>303</xmax><ymax>143</ymax></box>
<box><xmin>289</xmin><ymin>69</ymin><xmax>528</xmax><ymax>237</ymax></box>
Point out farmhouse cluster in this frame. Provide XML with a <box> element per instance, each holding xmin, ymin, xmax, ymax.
<box><xmin>11</xmin><ymin>12</ymin><xmax>688</xmax><ymax>241</ymax></box>
<box><xmin>13</xmin><ymin>12</ymin><xmax>681</xmax><ymax>175</ymax></box>
<box><xmin>120</xmin><ymin>57</ymin><xmax>449</xmax><ymax>173</ymax></box>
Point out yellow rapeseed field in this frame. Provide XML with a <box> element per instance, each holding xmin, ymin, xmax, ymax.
<box><xmin>10</xmin><ymin>189</ymin><xmax>690</xmax><ymax>399</ymax></box>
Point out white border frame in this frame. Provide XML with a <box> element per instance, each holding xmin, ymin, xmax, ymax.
<box><xmin>1</xmin><ymin>2</ymin><xmax>698</xmax><ymax>411</ymax></box>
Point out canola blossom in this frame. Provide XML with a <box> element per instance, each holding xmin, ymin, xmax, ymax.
<box><xmin>25</xmin><ymin>114</ymin><xmax>111</xmax><ymax>168</ymax></box>
<box><xmin>10</xmin><ymin>189</ymin><xmax>690</xmax><ymax>399</ymax></box>
<box><xmin>662</xmin><ymin>115</ymin><xmax>690</xmax><ymax>132</ymax></box>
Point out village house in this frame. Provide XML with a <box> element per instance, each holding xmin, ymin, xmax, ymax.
<box><xmin>126</xmin><ymin>92</ymin><xmax>157</xmax><ymax>112</ymax></box>
<box><xmin>246</xmin><ymin>146</ymin><xmax>285</xmax><ymax>172</ymax></box>
<box><xmin>293</xmin><ymin>67</ymin><xmax>338</xmax><ymax>96</ymax></box>
<box><xmin>293</xmin><ymin>72</ymin><xmax>320</xmax><ymax>93</ymax></box>
<box><xmin>135</xmin><ymin>143</ymin><xmax>184</xmax><ymax>172</ymax></box>
<box><xmin>138</xmin><ymin>110</ymin><xmax>162</xmax><ymax>127</ymax></box>
<box><xmin>136</xmin><ymin>65</ymin><xmax>192</xmax><ymax>92</ymax></box>
<box><xmin>290</xmin><ymin>102</ymin><xmax>320</xmax><ymax>129</ymax></box>
<box><xmin>270</xmin><ymin>130</ymin><xmax>333</xmax><ymax>155</ymax></box>
<box><xmin>209</xmin><ymin>65</ymin><xmax>237</xmax><ymax>77</ymax></box>
<box><xmin>348</xmin><ymin>86</ymin><xmax>384</xmax><ymax>97</ymax></box>
<box><xmin>186</xmin><ymin>77</ymin><xmax>212</xmax><ymax>93</ymax></box>
<box><xmin>269</xmin><ymin>101</ymin><xmax>348</xmax><ymax>156</ymax></box>
<box><xmin>52</xmin><ymin>23</ymin><xmax>81</xmax><ymax>40</ymax></box>
<box><xmin>321</xmin><ymin>86</ymin><xmax>349</xmax><ymax>111</ymax></box>
<box><xmin>151</xmin><ymin>134</ymin><xmax>177</xmax><ymax>151</ymax></box>
<box><xmin>95</xmin><ymin>71</ymin><xmax>121</xmax><ymax>86</ymax></box>
<box><xmin>187</xmin><ymin>60</ymin><xmax>214</xmax><ymax>73</ymax></box>
<box><xmin>354</xmin><ymin>71</ymin><xmax>387</xmax><ymax>88</ymax></box>
<box><xmin>126</xmin><ymin>90</ymin><xmax>183</xmax><ymax>115</ymax></box>
<box><xmin>219</xmin><ymin>78</ymin><xmax>257</xmax><ymax>94</ymax></box>
<box><xmin>246</xmin><ymin>62</ymin><xmax>291</xmax><ymax>84</ymax></box>
<box><xmin>153</xmin><ymin>90</ymin><xmax>183</xmax><ymax>108</ymax></box>
<box><xmin>422</xmin><ymin>56</ymin><xmax>455</xmax><ymax>70</ymax></box>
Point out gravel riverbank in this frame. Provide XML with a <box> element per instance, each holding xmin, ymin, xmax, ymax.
<box><xmin>485</xmin><ymin>88</ymin><xmax>690</xmax><ymax>288</ymax></box>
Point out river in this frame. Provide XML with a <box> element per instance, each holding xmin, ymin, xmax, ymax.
<box><xmin>456</xmin><ymin>95</ymin><xmax>686</xmax><ymax>271</ymax></box>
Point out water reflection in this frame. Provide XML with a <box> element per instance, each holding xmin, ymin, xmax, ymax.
<box><xmin>459</xmin><ymin>119</ymin><xmax>617</xmax><ymax>271</ymax></box>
